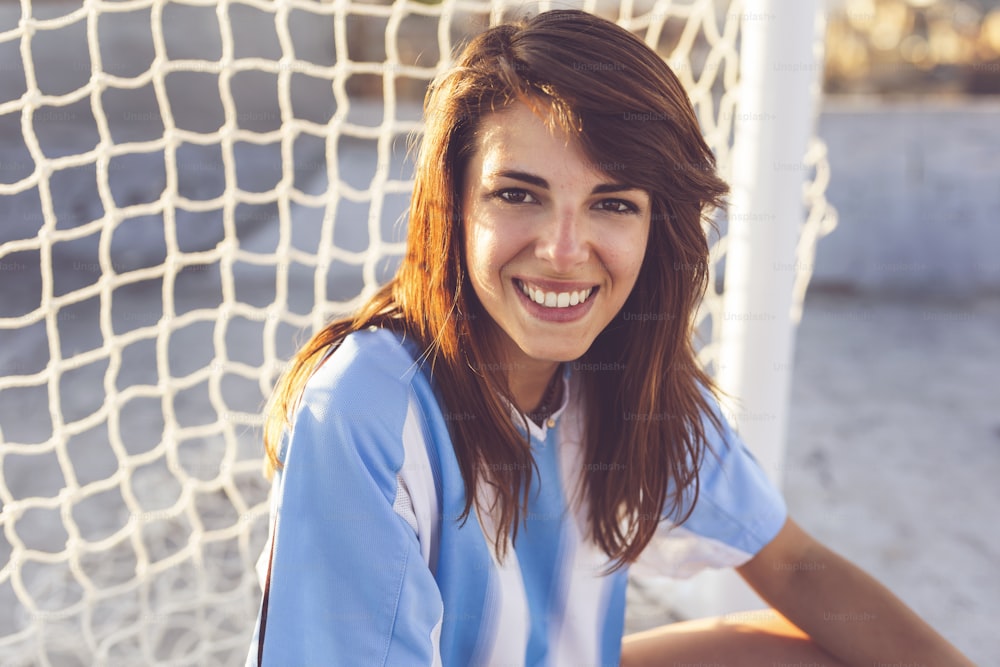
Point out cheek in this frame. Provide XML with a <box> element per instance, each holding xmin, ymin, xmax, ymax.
<box><xmin>464</xmin><ymin>223</ymin><xmax>490</xmax><ymax>274</ymax></box>
<box><xmin>463</xmin><ymin>219</ymin><xmax>505</xmax><ymax>303</ymax></box>
<box><xmin>466</xmin><ymin>217</ymin><xmax>518</xmax><ymax>277</ymax></box>
<box><xmin>601</xmin><ymin>227</ymin><xmax>649</xmax><ymax>284</ymax></box>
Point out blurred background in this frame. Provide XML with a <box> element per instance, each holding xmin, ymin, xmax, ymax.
<box><xmin>782</xmin><ymin>1</ymin><xmax>1000</xmax><ymax>664</ymax></box>
<box><xmin>0</xmin><ymin>0</ymin><xmax>997</xmax><ymax>664</ymax></box>
<box><xmin>642</xmin><ymin>1</ymin><xmax>1000</xmax><ymax>662</ymax></box>
<box><xmin>814</xmin><ymin>0</ymin><xmax>1000</xmax><ymax>293</ymax></box>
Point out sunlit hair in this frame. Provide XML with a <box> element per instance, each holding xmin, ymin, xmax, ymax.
<box><xmin>264</xmin><ymin>9</ymin><xmax>730</xmax><ymax>570</ymax></box>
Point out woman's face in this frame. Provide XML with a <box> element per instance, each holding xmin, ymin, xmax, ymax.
<box><xmin>461</xmin><ymin>102</ymin><xmax>651</xmax><ymax>367</ymax></box>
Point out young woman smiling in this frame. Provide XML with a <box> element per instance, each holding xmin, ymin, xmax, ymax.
<box><xmin>247</xmin><ymin>10</ymin><xmax>973</xmax><ymax>667</ymax></box>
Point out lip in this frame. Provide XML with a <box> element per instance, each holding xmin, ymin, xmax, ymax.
<box><xmin>512</xmin><ymin>277</ymin><xmax>599</xmax><ymax>323</ymax></box>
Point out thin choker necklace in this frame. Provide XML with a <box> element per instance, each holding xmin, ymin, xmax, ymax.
<box><xmin>526</xmin><ymin>365</ymin><xmax>563</xmax><ymax>427</ymax></box>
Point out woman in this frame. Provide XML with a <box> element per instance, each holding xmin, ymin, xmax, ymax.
<box><xmin>248</xmin><ymin>10</ymin><xmax>972</xmax><ymax>666</ymax></box>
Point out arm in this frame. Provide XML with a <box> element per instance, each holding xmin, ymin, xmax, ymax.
<box><xmin>737</xmin><ymin>516</ymin><xmax>975</xmax><ymax>666</ymax></box>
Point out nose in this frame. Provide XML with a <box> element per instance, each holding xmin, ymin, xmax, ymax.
<box><xmin>536</xmin><ymin>208</ymin><xmax>589</xmax><ymax>272</ymax></box>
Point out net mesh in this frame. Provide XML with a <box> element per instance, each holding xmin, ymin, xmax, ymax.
<box><xmin>0</xmin><ymin>0</ymin><xmax>835</xmax><ymax>664</ymax></box>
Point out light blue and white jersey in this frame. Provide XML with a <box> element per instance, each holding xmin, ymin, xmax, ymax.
<box><xmin>246</xmin><ymin>327</ymin><xmax>786</xmax><ymax>666</ymax></box>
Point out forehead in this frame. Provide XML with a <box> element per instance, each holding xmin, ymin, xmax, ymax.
<box><xmin>469</xmin><ymin>102</ymin><xmax>596</xmax><ymax>178</ymax></box>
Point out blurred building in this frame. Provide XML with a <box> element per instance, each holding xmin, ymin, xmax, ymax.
<box><xmin>814</xmin><ymin>0</ymin><xmax>1000</xmax><ymax>296</ymax></box>
<box><xmin>825</xmin><ymin>0</ymin><xmax>1000</xmax><ymax>95</ymax></box>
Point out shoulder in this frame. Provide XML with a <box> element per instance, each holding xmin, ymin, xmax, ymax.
<box><xmin>278</xmin><ymin>327</ymin><xmax>434</xmax><ymax>476</ymax></box>
<box><xmin>299</xmin><ymin>327</ymin><xmax>424</xmax><ymax>420</ymax></box>
<box><xmin>271</xmin><ymin>327</ymin><xmax>448</xmax><ymax>518</ymax></box>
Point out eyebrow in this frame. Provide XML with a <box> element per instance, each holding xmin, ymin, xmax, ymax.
<box><xmin>494</xmin><ymin>170</ymin><xmax>640</xmax><ymax>195</ymax></box>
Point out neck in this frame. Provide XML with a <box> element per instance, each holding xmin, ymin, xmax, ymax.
<box><xmin>507</xmin><ymin>358</ymin><xmax>562</xmax><ymax>416</ymax></box>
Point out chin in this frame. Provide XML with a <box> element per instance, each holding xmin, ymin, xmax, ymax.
<box><xmin>517</xmin><ymin>341</ymin><xmax>588</xmax><ymax>364</ymax></box>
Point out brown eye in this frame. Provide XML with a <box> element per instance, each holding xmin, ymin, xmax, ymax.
<box><xmin>595</xmin><ymin>198</ymin><xmax>638</xmax><ymax>214</ymax></box>
<box><xmin>496</xmin><ymin>189</ymin><xmax>536</xmax><ymax>204</ymax></box>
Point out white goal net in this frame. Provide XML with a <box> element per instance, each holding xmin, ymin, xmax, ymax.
<box><xmin>0</xmin><ymin>0</ymin><xmax>835</xmax><ymax>664</ymax></box>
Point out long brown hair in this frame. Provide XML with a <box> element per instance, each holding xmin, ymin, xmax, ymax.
<box><xmin>264</xmin><ymin>10</ymin><xmax>730</xmax><ymax>571</ymax></box>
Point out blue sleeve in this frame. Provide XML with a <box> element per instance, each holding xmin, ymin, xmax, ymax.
<box><xmin>247</xmin><ymin>332</ymin><xmax>443</xmax><ymax>666</ymax></box>
<box><xmin>633</xmin><ymin>392</ymin><xmax>788</xmax><ymax>578</ymax></box>
<box><xmin>681</xmin><ymin>396</ymin><xmax>788</xmax><ymax>554</ymax></box>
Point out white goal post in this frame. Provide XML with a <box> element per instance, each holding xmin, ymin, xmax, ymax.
<box><xmin>0</xmin><ymin>0</ymin><xmax>834</xmax><ymax>664</ymax></box>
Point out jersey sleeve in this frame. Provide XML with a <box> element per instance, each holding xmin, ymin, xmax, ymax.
<box><xmin>632</xmin><ymin>391</ymin><xmax>788</xmax><ymax>579</ymax></box>
<box><xmin>246</xmin><ymin>331</ymin><xmax>443</xmax><ymax>666</ymax></box>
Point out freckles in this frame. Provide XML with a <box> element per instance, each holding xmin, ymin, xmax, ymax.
<box><xmin>602</xmin><ymin>238</ymin><xmax>647</xmax><ymax>281</ymax></box>
<box><xmin>599</xmin><ymin>238</ymin><xmax>638</xmax><ymax>267</ymax></box>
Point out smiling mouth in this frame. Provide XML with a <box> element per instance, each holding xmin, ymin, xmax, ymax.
<box><xmin>514</xmin><ymin>278</ymin><xmax>597</xmax><ymax>309</ymax></box>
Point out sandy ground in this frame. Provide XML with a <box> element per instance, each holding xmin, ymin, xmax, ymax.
<box><xmin>786</xmin><ymin>290</ymin><xmax>999</xmax><ymax>664</ymax></box>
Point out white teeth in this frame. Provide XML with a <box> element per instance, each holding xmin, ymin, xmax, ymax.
<box><xmin>518</xmin><ymin>280</ymin><xmax>594</xmax><ymax>309</ymax></box>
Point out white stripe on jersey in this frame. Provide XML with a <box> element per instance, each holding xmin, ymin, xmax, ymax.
<box><xmin>551</xmin><ymin>392</ymin><xmax>607</xmax><ymax>666</ymax></box>
<box><xmin>394</xmin><ymin>396</ymin><xmax>445</xmax><ymax>662</ymax></box>
<box><xmin>477</xmin><ymin>485</ymin><xmax>531</xmax><ymax>666</ymax></box>
<box><xmin>398</xmin><ymin>397</ymin><xmax>442</xmax><ymax>571</ymax></box>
